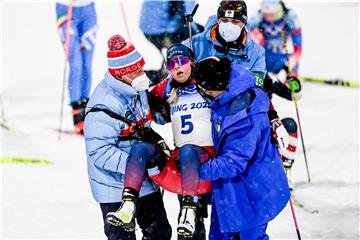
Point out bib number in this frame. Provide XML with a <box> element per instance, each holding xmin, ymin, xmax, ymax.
<box><xmin>180</xmin><ymin>114</ymin><xmax>193</xmax><ymax>135</ymax></box>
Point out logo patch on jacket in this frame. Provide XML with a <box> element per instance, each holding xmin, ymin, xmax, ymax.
<box><xmin>215</xmin><ymin>117</ymin><xmax>222</xmax><ymax>132</ymax></box>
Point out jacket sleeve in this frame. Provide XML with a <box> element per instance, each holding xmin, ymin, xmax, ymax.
<box><xmin>199</xmin><ymin>115</ymin><xmax>261</xmax><ymax>180</ymax></box>
<box><xmin>84</xmin><ymin>111</ymin><xmax>130</xmax><ymax>174</ymax></box>
<box><xmin>149</xmin><ymin>78</ymin><xmax>171</xmax><ymax>124</ymax></box>
<box><xmin>251</xmin><ymin>46</ymin><xmax>267</xmax><ymax>86</ymax></box>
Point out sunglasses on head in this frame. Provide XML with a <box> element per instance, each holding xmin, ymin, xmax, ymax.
<box><xmin>166</xmin><ymin>55</ymin><xmax>191</xmax><ymax>71</ymax></box>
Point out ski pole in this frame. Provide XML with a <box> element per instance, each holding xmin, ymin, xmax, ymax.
<box><xmin>300</xmin><ymin>76</ymin><xmax>359</xmax><ymax>88</ymax></box>
<box><xmin>293</xmin><ymin>94</ymin><xmax>311</xmax><ymax>183</ymax></box>
<box><xmin>278</xmin><ymin>150</ymin><xmax>302</xmax><ymax>240</ymax></box>
<box><xmin>183</xmin><ymin>3</ymin><xmax>199</xmax><ymax>51</ymax></box>
<box><xmin>58</xmin><ymin>0</ymin><xmax>73</xmax><ymax>140</ymax></box>
<box><xmin>119</xmin><ymin>0</ymin><xmax>132</xmax><ymax>42</ymax></box>
<box><xmin>289</xmin><ymin>197</ymin><xmax>302</xmax><ymax>240</ymax></box>
<box><xmin>281</xmin><ymin>31</ymin><xmax>311</xmax><ymax>183</ymax></box>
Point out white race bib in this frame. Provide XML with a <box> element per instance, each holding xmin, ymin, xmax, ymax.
<box><xmin>170</xmin><ymin>87</ymin><xmax>213</xmax><ymax>148</ymax></box>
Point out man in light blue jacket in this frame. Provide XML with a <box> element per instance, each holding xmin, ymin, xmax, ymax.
<box><xmin>84</xmin><ymin>34</ymin><xmax>171</xmax><ymax>240</ymax></box>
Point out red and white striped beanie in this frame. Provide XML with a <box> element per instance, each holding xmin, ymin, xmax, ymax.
<box><xmin>107</xmin><ymin>34</ymin><xmax>145</xmax><ymax>78</ymax></box>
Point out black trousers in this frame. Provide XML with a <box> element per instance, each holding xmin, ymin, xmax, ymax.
<box><xmin>100</xmin><ymin>189</ymin><xmax>172</xmax><ymax>240</ymax></box>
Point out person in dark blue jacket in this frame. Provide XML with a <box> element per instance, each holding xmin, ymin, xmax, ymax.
<box><xmin>193</xmin><ymin>57</ymin><xmax>290</xmax><ymax>240</ymax></box>
<box><xmin>184</xmin><ymin>0</ymin><xmax>292</xmax><ymax>163</ymax></box>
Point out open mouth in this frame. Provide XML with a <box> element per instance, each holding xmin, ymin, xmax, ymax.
<box><xmin>176</xmin><ymin>71</ymin><xmax>184</xmax><ymax>77</ymax></box>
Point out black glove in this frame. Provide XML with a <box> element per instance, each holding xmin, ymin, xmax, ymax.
<box><xmin>137</xmin><ymin>127</ymin><xmax>163</xmax><ymax>144</ymax></box>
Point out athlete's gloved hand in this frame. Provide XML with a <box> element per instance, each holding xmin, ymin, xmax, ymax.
<box><xmin>287</xmin><ymin>76</ymin><xmax>301</xmax><ymax>92</ymax></box>
<box><xmin>287</xmin><ymin>76</ymin><xmax>302</xmax><ymax>100</ymax></box>
<box><xmin>271</xmin><ymin>118</ymin><xmax>289</xmax><ymax>153</ymax></box>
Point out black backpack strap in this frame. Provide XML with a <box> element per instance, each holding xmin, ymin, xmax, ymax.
<box><xmin>86</xmin><ymin>107</ymin><xmax>135</xmax><ymax>126</ymax></box>
<box><xmin>86</xmin><ymin>107</ymin><xmax>141</xmax><ymax>142</ymax></box>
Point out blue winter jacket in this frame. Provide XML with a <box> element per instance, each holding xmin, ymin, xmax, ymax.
<box><xmin>199</xmin><ymin>64</ymin><xmax>290</xmax><ymax>233</ymax></box>
<box><xmin>139</xmin><ymin>0</ymin><xmax>198</xmax><ymax>35</ymax></box>
<box><xmin>183</xmin><ymin>15</ymin><xmax>266</xmax><ymax>84</ymax></box>
<box><xmin>84</xmin><ymin>71</ymin><xmax>158</xmax><ymax>203</ymax></box>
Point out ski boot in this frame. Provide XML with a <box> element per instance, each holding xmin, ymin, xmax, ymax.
<box><xmin>70</xmin><ymin>98</ymin><xmax>88</xmax><ymax>135</ymax></box>
<box><xmin>177</xmin><ymin>196</ymin><xmax>197</xmax><ymax>237</ymax></box>
<box><xmin>106</xmin><ymin>188</ymin><xmax>138</xmax><ymax>232</ymax></box>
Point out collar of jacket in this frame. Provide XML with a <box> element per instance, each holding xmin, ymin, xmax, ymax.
<box><xmin>104</xmin><ymin>71</ymin><xmax>138</xmax><ymax>97</ymax></box>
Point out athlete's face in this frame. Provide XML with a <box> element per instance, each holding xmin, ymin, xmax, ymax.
<box><xmin>167</xmin><ymin>56</ymin><xmax>192</xmax><ymax>83</ymax></box>
<box><xmin>263</xmin><ymin>13</ymin><xmax>278</xmax><ymax>23</ymax></box>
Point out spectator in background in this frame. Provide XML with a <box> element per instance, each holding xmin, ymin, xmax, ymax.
<box><xmin>248</xmin><ymin>0</ymin><xmax>303</xmax><ymax>188</ymax></box>
<box><xmin>139</xmin><ymin>0</ymin><xmax>203</xmax><ymax>84</ymax></box>
<box><xmin>56</xmin><ymin>0</ymin><xmax>97</xmax><ymax>134</ymax></box>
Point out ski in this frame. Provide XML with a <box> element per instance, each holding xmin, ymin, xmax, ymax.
<box><xmin>0</xmin><ymin>118</ymin><xmax>25</xmax><ymax>135</ymax></box>
<box><xmin>0</xmin><ymin>156</ymin><xmax>53</xmax><ymax>164</ymax></box>
<box><xmin>300</xmin><ymin>76</ymin><xmax>359</xmax><ymax>88</ymax></box>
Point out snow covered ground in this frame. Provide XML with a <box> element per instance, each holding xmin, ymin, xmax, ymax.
<box><xmin>1</xmin><ymin>1</ymin><xmax>359</xmax><ymax>239</ymax></box>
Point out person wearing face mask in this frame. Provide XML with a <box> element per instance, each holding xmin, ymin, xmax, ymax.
<box><xmin>184</xmin><ymin>0</ymin><xmax>266</xmax><ymax>86</ymax></box>
<box><xmin>248</xmin><ymin>0</ymin><xmax>303</xmax><ymax>189</ymax></box>
<box><xmin>83</xmin><ymin>34</ymin><xmax>172</xmax><ymax>240</ymax></box>
<box><xmin>194</xmin><ymin>57</ymin><xmax>290</xmax><ymax>240</ymax></box>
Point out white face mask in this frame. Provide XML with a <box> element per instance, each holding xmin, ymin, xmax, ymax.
<box><xmin>218</xmin><ymin>22</ymin><xmax>243</xmax><ymax>42</ymax></box>
<box><xmin>131</xmin><ymin>74</ymin><xmax>150</xmax><ymax>92</ymax></box>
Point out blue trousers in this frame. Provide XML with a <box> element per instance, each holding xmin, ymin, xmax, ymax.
<box><xmin>56</xmin><ymin>2</ymin><xmax>97</xmax><ymax>104</ymax></box>
<box><xmin>125</xmin><ymin>142</ymin><xmax>207</xmax><ymax>195</ymax></box>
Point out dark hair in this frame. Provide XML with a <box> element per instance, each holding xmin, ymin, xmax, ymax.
<box><xmin>194</xmin><ymin>57</ymin><xmax>232</xmax><ymax>91</ymax></box>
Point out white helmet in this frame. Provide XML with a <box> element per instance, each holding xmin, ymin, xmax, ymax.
<box><xmin>261</xmin><ymin>0</ymin><xmax>281</xmax><ymax>14</ymax></box>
